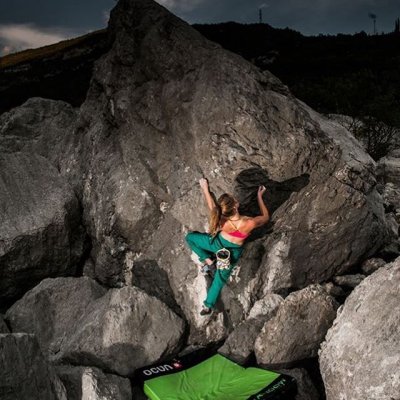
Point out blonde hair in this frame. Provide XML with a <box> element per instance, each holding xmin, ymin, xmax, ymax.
<box><xmin>209</xmin><ymin>193</ymin><xmax>237</xmax><ymax>237</ymax></box>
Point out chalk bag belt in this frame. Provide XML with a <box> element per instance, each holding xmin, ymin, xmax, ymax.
<box><xmin>215</xmin><ymin>248</ymin><xmax>231</xmax><ymax>270</ymax></box>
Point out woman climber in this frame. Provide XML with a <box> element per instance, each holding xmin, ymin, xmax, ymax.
<box><xmin>185</xmin><ymin>178</ymin><xmax>270</xmax><ymax>316</ymax></box>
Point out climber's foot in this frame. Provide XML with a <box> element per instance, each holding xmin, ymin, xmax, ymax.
<box><xmin>200</xmin><ymin>306</ymin><xmax>212</xmax><ymax>316</ymax></box>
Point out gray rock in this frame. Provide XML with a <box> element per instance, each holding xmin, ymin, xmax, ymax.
<box><xmin>5</xmin><ymin>277</ymin><xmax>107</xmax><ymax>359</ymax></box>
<box><xmin>0</xmin><ymin>152</ymin><xmax>85</xmax><ymax>303</ymax></box>
<box><xmin>255</xmin><ymin>285</ymin><xmax>338</xmax><ymax>368</ymax></box>
<box><xmin>321</xmin><ymin>282</ymin><xmax>346</xmax><ymax>298</ymax></box>
<box><xmin>361</xmin><ymin>257</ymin><xmax>386</xmax><ymax>275</ymax></box>
<box><xmin>67</xmin><ymin>0</ymin><xmax>389</xmax><ymax>337</ymax></box>
<box><xmin>248</xmin><ymin>294</ymin><xmax>284</xmax><ymax>319</ymax></box>
<box><xmin>377</xmin><ymin>151</ymin><xmax>400</xmax><ymax>187</ymax></box>
<box><xmin>56</xmin><ymin>365</ymin><xmax>131</xmax><ymax>400</ymax></box>
<box><xmin>0</xmin><ymin>333</ymin><xmax>67</xmax><ymax>400</ymax></box>
<box><xmin>6</xmin><ymin>277</ymin><xmax>184</xmax><ymax>377</ymax></box>
<box><xmin>279</xmin><ymin>368</ymin><xmax>320</xmax><ymax>400</ymax></box>
<box><xmin>385</xmin><ymin>212</ymin><xmax>399</xmax><ymax>237</ymax></box>
<box><xmin>219</xmin><ymin>294</ymin><xmax>283</xmax><ymax>364</ymax></box>
<box><xmin>0</xmin><ymin>314</ymin><xmax>9</xmax><ymax>333</ymax></box>
<box><xmin>319</xmin><ymin>256</ymin><xmax>400</xmax><ymax>400</ymax></box>
<box><xmin>332</xmin><ymin>274</ymin><xmax>366</xmax><ymax>288</ymax></box>
<box><xmin>1</xmin><ymin>0</ymin><xmax>388</xmax><ymax>344</ymax></box>
<box><xmin>0</xmin><ymin>97</ymin><xmax>78</xmax><ymax>168</ymax></box>
<box><xmin>57</xmin><ymin>286</ymin><xmax>185</xmax><ymax>376</ymax></box>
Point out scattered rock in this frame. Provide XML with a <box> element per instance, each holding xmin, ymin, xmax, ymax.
<box><xmin>248</xmin><ymin>294</ymin><xmax>284</xmax><ymax>319</ymax></box>
<box><xmin>57</xmin><ymin>286</ymin><xmax>185</xmax><ymax>376</ymax></box>
<box><xmin>5</xmin><ymin>277</ymin><xmax>107</xmax><ymax>359</ymax></box>
<box><xmin>377</xmin><ymin>150</ymin><xmax>400</xmax><ymax>187</ymax></box>
<box><xmin>6</xmin><ymin>277</ymin><xmax>184</xmax><ymax>377</ymax></box>
<box><xmin>321</xmin><ymin>282</ymin><xmax>346</xmax><ymax>299</ymax></box>
<box><xmin>361</xmin><ymin>257</ymin><xmax>386</xmax><ymax>275</ymax></box>
<box><xmin>319</xmin><ymin>256</ymin><xmax>400</xmax><ymax>400</ymax></box>
<box><xmin>332</xmin><ymin>274</ymin><xmax>365</xmax><ymax>288</ymax></box>
<box><xmin>56</xmin><ymin>365</ymin><xmax>131</xmax><ymax>400</ymax></box>
<box><xmin>219</xmin><ymin>294</ymin><xmax>283</xmax><ymax>364</ymax></box>
<box><xmin>255</xmin><ymin>285</ymin><xmax>338</xmax><ymax>368</ymax></box>
<box><xmin>0</xmin><ymin>333</ymin><xmax>67</xmax><ymax>400</ymax></box>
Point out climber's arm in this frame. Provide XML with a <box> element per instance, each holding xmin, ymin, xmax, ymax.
<box><xmin>199</xmin><ymin>178</ymin><xmax>216</xmax><ymax>211</ymax></box>
<box><xmin>248</xmin><ymin>185</ymin><xmax>270</xmax><ymax>229</ymax></box>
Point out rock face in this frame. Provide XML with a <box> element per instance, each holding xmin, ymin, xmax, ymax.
<box><xmin>0</xmin><ymin>151</ymin><xmax>85</xmax><ymax>304</ymax></box>
<box><xmin>378</xmin><ymin>148</ymin><xmax>400</xmax><ymax>187</ymax></box>
<box><xmin>6</xmin><ymin>277</ymin><xmax>185</xmax><ymax>377</ymax></box>
<box><xmin>255</xmin><ymin>285</ymin><xmax>338</xmax><ymax>368</ymax></box>
<box><xmin>57</xmin><ymin>285</ymin><xmax>185</xmax><ymax>376</ymax></box>
<box><xmin>56</xmin><ymin>365</ymin><xmax>131</xmax><ymax>400</ymax></box>
<box><xmin>0</xmin><ymin>333</ymin><xmax>67</xmax><ymax>400</ymax></box>
<box><xmin>319</xmin><ymin>256</ymin><xmax>400</xmax><ymax>400</ymax></box>
<box><xmin>0</xmin><ymin>97</ymin><xmax>78</xmax><ymax>165</ymax></box>
<box><xmin>0</xmin><ymin>97</ymin><xmax>87</xmax><ymax>305</ymax></box>
<box><xmin>332</xmin><ymin>274</ymin><xmax>365</xmax><ymax>288</ymax></box>
<box><xmin>5</xmin><ymin>277</ymin><xmax>107</xmax><ymax>358</ymax></box>
<box><xmin>53</xmin><ymin>0</ymin><xmax>390</xmax><ymax>341</ymax></box>
<box><xmin>218</xmin><ymin>294</ymin><xmax>283</xmax><ymax>363</ymax></box>
<box><xmin>377</xmin><ymin>149</ymin><xmax>400</xmax><ymax>225</ymax></box>
<box><xmin>361</xmin><ymin>257</ymin><xmax>386</xmax><ymax>275</ymax></box>
<box><xmin>0</xmin><ymin>315</ymin><xmax>9</xmax><ymax>333</ymax></box>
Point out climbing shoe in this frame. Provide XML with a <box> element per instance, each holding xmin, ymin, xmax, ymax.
<box><xmin>200</xmin><ymin>264</ymin><xmax>211</xmax><ymax>276</ymax></box>
<box><xmin>200</xmin><ymin>306</ymin><xmax>212</xmax><ymax>316</ymax></box>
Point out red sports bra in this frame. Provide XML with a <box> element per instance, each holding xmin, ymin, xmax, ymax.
<box><xmin>226</xmin><ymin>219</ymin><xmax>250</xmax><ymax>239</ymax></box>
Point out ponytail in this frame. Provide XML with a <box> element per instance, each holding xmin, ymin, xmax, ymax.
<box><xmin>209</xmin><ymin>193</ymin><xmax>237</xmax><ymax>237</ymax></box>
<box><xmin>209</xmin><ymin>204</ymin><xmax>222</xmax><ymax>237</ymax></box>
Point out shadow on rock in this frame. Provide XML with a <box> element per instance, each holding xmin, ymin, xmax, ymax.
<box><xmin>234</xmin><ymin>167</ymin><xmax>310</xmax><ymax>240</ymax></box>
<box><xmin>128</xmin><ymin>260</ymin><xmax>183</xmax><ymax>318</ymax></box>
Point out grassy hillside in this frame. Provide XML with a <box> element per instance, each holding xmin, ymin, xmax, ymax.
<box><xmin>0</xmin><ymin>29</ymin><xmax>107</xmax><ymax>70</ymax></box>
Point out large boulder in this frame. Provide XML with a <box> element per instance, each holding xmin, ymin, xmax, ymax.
<box><xmin>0</xmin><ymin>333</ymin><xmax>67</xmax><ymax>400</ymax></box>
<box><xmin>57</xmin><ymin>285</ymin><xmax>185</xmax><ymax>376</ymax></box>
<box><xmin>0</xmin><ymin>97</ymin><xmax>78</xmax><ymax>168</ymax></box>
<box><xmin>56</xmin><ymin>365</ymin><xmax>131</xmax><ymax>400</ymax></box>
<box><xmin>319</xmin><ymin>256</ymin><xmax>400</xmax><ymax>400</ymax></box>
<box><xmin>6</xmin><ymin>277</ymin><xmax>185</xmax><ymax>377</ymax></box>
<box><xmin>46</xmin><ymin>0</ymin><xmax>389</xmax><ymax>340</ymax></box>
<box><xmin>5</xmin><ymin>277</ymin><xmax>107</xmax><ymax>357</ymax></box>
<box><xmin>0</xmin><ymin>152</ymin><xmax>85</xmax><ymax>304</ymax></box>
<box><xmin>255</xmin><ymin>285</ymin><xmax>338</xmax><ymax>368</ymax></box>
<box><xmin>0</xmin><ymin>97</ymin><xmax>87</xmax><ymax>305</ymax></box>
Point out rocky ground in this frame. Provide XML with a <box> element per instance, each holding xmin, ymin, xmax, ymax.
<box><xmin>1</xmin><ymin>0</ymin><xmax>399</xmax><ymax>399</ymax></box>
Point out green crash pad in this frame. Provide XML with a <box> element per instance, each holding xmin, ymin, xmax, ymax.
<box><xmin>139</xmin><ymin>353</ymin><xmax>295</xmax><ymax>400</ymax></box>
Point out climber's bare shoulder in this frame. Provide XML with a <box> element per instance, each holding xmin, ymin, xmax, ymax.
<box><xmin>246</xmin><ymin>215</ymin><xmax>269</xmax><ymax>230</ymax></box>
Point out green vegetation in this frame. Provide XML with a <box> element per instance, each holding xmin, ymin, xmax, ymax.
<box><xmin>0</xmin><ymin>29</ymin><xmax>107</xmax><ymax>70</ymax></box>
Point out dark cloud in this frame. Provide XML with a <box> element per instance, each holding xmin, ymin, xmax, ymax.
<box><xmin>0</xmin><ymin>0</ymin><xmax>399</xmax><ymax>55</ymax></box>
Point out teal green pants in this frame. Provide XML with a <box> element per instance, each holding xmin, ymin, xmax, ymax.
<box><xmin>185</xmin><ymin>231</ymin><xmax>244</xmax><ymax>308</ymax></box>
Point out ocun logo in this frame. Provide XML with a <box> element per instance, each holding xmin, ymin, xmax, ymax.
<box><xmin>143</xmin><ymin>364</ymin><xmax>174</xmax><ymax>376</ymax></box>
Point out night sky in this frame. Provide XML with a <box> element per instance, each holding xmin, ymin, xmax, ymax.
<box><xmin>0</xmin><ymin>0</ymin><xmax>399</xmax><ymax>56</ymax></box>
